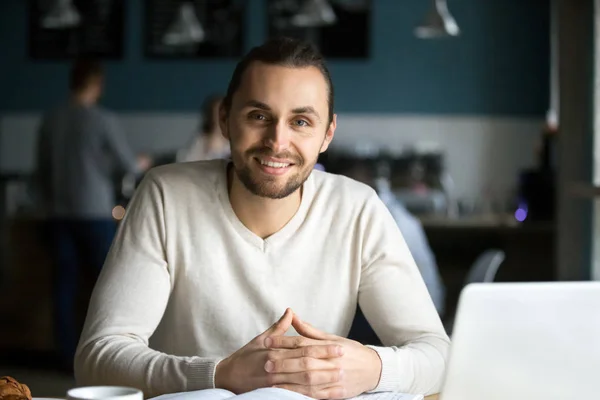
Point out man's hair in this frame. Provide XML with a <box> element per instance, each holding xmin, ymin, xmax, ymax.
<box><xmin>223</xmin><ymin>37</ymin><xmax>334</xmax><ymax>124</ymax></box>
<box><xmin>69</xmin><ymin>58</ymin><xmax>103</xmax><ymax>92</ymax></box>
<box><xmin>200</xmin><ymin>94</ymin><xmax>224</xmax><ymax>134</ymax></box>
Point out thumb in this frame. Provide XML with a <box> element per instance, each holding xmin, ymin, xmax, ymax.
<box><xmin>261</xmin><ymin>308</ymin><xmax>293</xmax><ymax>338</ymax></box>
<box><xmin>292</xmin><ymin>314</ymin><xmax>329</xmax><ymax>340</ymax></box>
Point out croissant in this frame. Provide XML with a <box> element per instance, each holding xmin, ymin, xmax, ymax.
<box><xmin>0</xmin><ymin>377</ymin><xmax>32</xmax><ymax>400</ymax></box>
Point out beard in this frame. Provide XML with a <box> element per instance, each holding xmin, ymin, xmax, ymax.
<box><xmin>231</xmin><ymin>144</ymin><xmax>317</xmax><ymax>199</ymax></box>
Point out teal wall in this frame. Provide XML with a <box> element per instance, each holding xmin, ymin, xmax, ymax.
<box><xmin>0</xmin><ymin>0</ymin><xmax>549</xmax><ymax>115</ymax></box>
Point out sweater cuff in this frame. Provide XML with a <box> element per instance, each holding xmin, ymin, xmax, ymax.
<box><xmin>366</xmin><ymin>346</ymin><xmax>403</xmax><ymax>393</ymax></box>
<box><xmin>186</xmin><ymin>358</ymin><xmax>222</xmax><ymax>390</ymax></box>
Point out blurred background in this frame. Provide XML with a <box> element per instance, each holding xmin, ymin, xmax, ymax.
<box><xmin>0</xmin><ymin>0</ymin><xmax>598</xmax><ymax>396</ymax></box>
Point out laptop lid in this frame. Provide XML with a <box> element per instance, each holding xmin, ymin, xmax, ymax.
<box><xmin>440</xmin><ymin>281</ymin><xmax>600</xmax><ymax>400</ymax></box>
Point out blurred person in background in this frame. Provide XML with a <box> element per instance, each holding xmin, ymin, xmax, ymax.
<box><xmin>177</xmin><ymin>94</ymin><xmax>230</xmax><ymax>162</ymax></box>
<box><xmin>33</xmin><ymin>58</ymin><xmax>151</xmax><ymax>371</ymax></box>
<box><xmin>376</xmin><ymin>178</ymin><xmax>445</xmax><ymax>315</ymax></box>
<box><xmin>343</xmin><ymin>160</ymin><xmax>445</xmax><ymax>315</ymax></box>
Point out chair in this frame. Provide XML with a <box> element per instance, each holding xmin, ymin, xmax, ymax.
<box><xmin>464</xmin><ymin>249</ymin><xmax>505</xmax><ymax>285</ymax></box>
<box><xmin>347</xmin><ymin>306</ymin><xmax>381</xmax><ymax>346</ymax></box>
<box><xmin>444</xmin><ymin>249</ymin><xmax>506</xmax><ymax>335</ymax></box>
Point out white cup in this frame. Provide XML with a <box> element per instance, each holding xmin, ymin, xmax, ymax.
<box><xmin>67</xmin><ymin>386</ymin><xmax>143</xmax><ymax>400</ymax></box>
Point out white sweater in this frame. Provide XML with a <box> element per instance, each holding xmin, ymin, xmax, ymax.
<box><xmin>75</xmin><ymin>160</ymin><xmax>450</xmax><ymax>398</ymax></box>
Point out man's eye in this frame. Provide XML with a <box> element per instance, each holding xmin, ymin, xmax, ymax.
<box><xmin>250</xmin><ymin>113</ymin><xmax>266</xmax><ymax>120</ymax></box>
<box><xmin>294</xmin><ymin>119</ymin><xmax>309</xmax><ymax>127</ymax></box>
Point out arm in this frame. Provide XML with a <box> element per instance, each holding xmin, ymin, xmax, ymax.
<box><xmin>358</xmin><ymin>193</ymin><xmax>450</xmax><ymax>395</ymax></box>
<box><xmin>74</xmin><ymin>172</ymin><xmax>220</xmax><ymax>398</ymax></box>
<box><xmin>102</xmin><ymin>112</ymin><xmax>141</xmax><ymax>174</ymax></box>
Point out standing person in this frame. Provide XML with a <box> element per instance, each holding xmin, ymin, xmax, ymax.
<box><xmin>75</xmin><ymin>38</ymin><xmax>449</xmax><ymax>399</ymax></box>
<box><xmin>34</xmin><ymin>59</ymin><xmax>151</xmax><ymax>371</ymax></box>
<box><xmin>177</xmin><ymin>95</ymin><xmax>230</xmax><ymax>162</ymax></box>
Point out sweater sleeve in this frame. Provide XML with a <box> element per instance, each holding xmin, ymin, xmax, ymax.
<box><xmin>357</xmin><ymin>192</ymin><xmax>451</xmax><ymax>396</ymax></box>
<box><xmin>74</xmin><ymin>171</ymin><xmax>221</xmax><ymax>398</ymax></box>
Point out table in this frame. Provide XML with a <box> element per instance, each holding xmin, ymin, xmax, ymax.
<box><xmin>32</xmin><ymin>392</ymin><xmax>441</xmax><ymax>399</ymax></box>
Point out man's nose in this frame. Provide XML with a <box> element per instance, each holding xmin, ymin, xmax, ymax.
<box><xmin>264</xmin><ymin>121</ymin><xmax>291</xmax><ymax>154</ymax></box>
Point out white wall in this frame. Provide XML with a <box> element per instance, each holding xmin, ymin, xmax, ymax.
<box><xmin>0</xmin><ymin>112</ymin><xmax>542</xmax><ymax>203</ymax></box>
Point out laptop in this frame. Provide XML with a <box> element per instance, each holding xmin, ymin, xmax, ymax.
<box><xmin>439</xmin><ymin>281</ymin><xmax>600</xmax><ymax>400</ymax></box>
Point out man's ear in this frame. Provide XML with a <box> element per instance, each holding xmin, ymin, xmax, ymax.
<box><xmin>219</xmin><ymin>103</ymin><xmax>230</xmax><ymax>140</ymax></box>
<box><xmin>319</xmin><ymin>113</ymin><xmax>337</xmax><ymax>153</ymax></box>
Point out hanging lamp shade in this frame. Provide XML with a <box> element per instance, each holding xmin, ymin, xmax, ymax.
<box><xmin>414</xmin><ymin>0</ymin><xmax>460</xmax><ymax>39</ymax></box>
<box><xmin>41</xmin><ymin>0</ymin><xmax>81</xmax><ymax>29</ymax></box>
<box><xmin>162</xmin><ymin>2</ymin><xmax>206</xmax><ymax>46</ymax></box>
<box><xmin>290</xmin><ymin>0</ymin><xmax>337</xmax><ymax>28</ymax></box>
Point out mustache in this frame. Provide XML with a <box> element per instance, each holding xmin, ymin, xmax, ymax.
<box><xmin>246</xmin><ymin>147</ymin><xmax>303</xmax><ymax>164</ymax></box>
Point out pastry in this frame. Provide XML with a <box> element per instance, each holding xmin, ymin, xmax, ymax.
<box><xmin>0</xmin><ymin>377</ymin><xmax>32</xmax><ymax>400</ymax></box>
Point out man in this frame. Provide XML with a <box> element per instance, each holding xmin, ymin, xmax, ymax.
<box><xmin>34</xmin><ymin>59</ymin><xmax>150</xmax><ymax>369</ymax></box>
<box><xmin>75</xmin><ymin>38</ymin><xmax>450</xmax><ymax>399</ymax></box>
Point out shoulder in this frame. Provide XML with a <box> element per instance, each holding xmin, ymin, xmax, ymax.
<box><xmin>90</xmin><ymin>105</ymin><xmax>114</xmax><ymax>118</ymax></box>
<box><xmin>142</xmin><ymin>159</ymin><xmax>226</xmax><ymax>196</ymax></box>
<box><xmin>40</xmin><ymin>104</ymin><xmax>67</xmax><ymax>123</ymax></box>
<box><xmin>82</xmin><ymin>106</ymin><xmax>120</xmax><ymax>130</ymax></box>
<box><xmin>310</xmin><ymin>170</ymin><xmax>381</xmax><ymax>211</ymax></box>
<box><xmin>38</xmin><ymin>104</ymin><xmax>71</xmax><ymax>134</ymax></box>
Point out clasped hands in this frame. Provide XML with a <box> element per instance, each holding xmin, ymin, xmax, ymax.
<box><xmin>215</xmin><ymin>308</ymin><xmax>382</xmax><ymax>399</ymax></box>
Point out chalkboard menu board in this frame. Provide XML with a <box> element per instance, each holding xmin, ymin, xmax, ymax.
<box><xmin>145</xmin><ymin>0</ymin><xmax>245</xmax><ymax>58</ymax></box>
<box><xmin>29</xmin><ymin>0</ymin><xmax>125</xmax><ymax>59</ymax></box>
<box><xmin>267</xmin><ymin>0</ymin><xmax>371</xmax><ymax>59</ymax></box>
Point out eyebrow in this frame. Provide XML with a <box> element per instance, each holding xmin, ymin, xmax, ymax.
<box><xmin>292</xmin><ymin>106</ymin><xmax>321</xmax><ymax>122</ymax></box>
<box><xmin>243</xmin><ymin>100</ymin><xmax>322</xmax><ymax>122</ymax></box>
<box><xmin>244</xmin><ymin>100</ymin><xmax>271</xmax><ymax>111</ymax></box>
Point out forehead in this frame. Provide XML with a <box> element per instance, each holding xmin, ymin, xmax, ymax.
<box><xmin>234</xmin><ymin>62</ymin><xmax>329</xmax><ymax>112</ymax></box>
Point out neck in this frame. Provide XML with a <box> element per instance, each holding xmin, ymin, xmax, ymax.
<box><xmin>227</xmin><ymin>164</ymin><xmax>302</xmax><ymax>239</ymax></box>
<box><xmin>72</xmin><ymin>90</ymin><xmax>97</xmax><ymax>106</ymax></box>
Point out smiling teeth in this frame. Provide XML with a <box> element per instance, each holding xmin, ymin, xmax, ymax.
<box><xmin>260</xmin><ymin>160</ymin><xmax>290</xmax><ymax>168</ymax></box>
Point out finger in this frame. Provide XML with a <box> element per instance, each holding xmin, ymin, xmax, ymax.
<box><xmin>292</xmin><ymin>315</ymin><xmax>330</xmax><ymax>340</ymax></box>
<box><xmin>272</xmin><ymin>383</ymin><xmax>346</xmax><ymax>400</ymax></box>
<box><xmin>265</xmin><ymin>356</ymin><xmax>338</xmax><ymax>374</ymax></box>
<box><xmin>267</xmin><ymin>335</ymin><xmax>331</xmax><ymax>350</ymax></box>
<box><xmin>261</xmin><ymin>308</ymin><xmax>294</xmax><ymax>339</ymax></box>
<box><xmin>267</xmin><ymin>368</ymin><xmax>343</xmax><ymax>387</ymax></box>
<box><xmin>268</xmin><ymin>345</ymin><xmax>344</xmax><ymax>361</ymax></box>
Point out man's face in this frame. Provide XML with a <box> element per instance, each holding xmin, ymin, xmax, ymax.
<box><xmin>220</xmin><ymin>62</ymin><xmax>336</xmax><ymax>199</ymax></box>
<box><xmin>89</xmin><ymin>75</ymin><xmax>104</xmax><ymax>101</ymax></box>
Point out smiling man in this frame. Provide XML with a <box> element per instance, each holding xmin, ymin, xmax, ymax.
<box><xmin>75</xmin><ymin>37</ymin><xmax>450</xmax><ymax>399</ymax></box>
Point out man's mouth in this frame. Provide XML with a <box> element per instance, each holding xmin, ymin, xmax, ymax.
<box><xmin>253</xmin><ymin>157</ymin><xmax>297</xmax><ymax>176</ymax></box>
<box><xmin>258</xmin><ymin>159</ymin><xmax>292</xmax><ymax>168</ymax></box>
